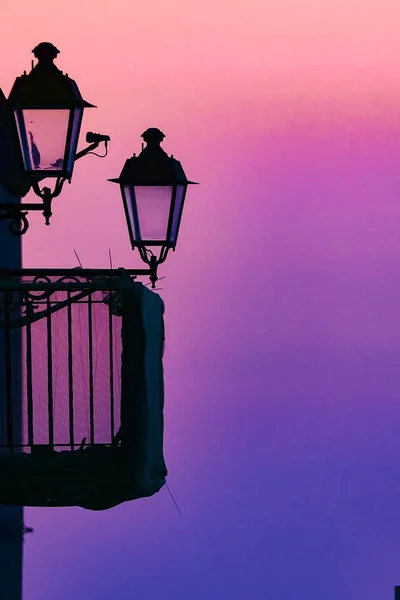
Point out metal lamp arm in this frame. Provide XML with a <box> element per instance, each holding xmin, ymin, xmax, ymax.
<box><xmin>74</xmin><ymin>141</ymin><xmax>100</xmax><ymax>161</ymax></box>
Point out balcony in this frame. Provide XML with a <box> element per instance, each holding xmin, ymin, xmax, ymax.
<box><xmin>0</xmin><ymin>268</ymin><xmax>167</xmax><ymax>510</ymax></box>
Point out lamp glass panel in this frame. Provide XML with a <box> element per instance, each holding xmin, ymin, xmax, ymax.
<box><xmin>170</xmin><ymin>185</ymin><xmax>186</xmax><ymax>244</ymax></box>
<box><xmin>123</xmin><ymin>185</ymin><xmax>140</xmax><ymax>242</ymax></box>
<box><xmin>15</xmin><ymin>108</ymin><xmax>70</xmax><ymax>172</ymax></box>
<box><xmin>66</xmin><ymin>107</ymin><xmax>83</xmax><ymax>174</ymax></box>
<box><xmin>132</xmin><ymin>185</ymin><xmax>173</xmax><ymax>242</ymax></box>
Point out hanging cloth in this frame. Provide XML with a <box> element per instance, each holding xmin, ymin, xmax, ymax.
<box><xmin>119</xmin><ymin>281</ymin><xmax>167</xmax><ymax>498</ymax></box>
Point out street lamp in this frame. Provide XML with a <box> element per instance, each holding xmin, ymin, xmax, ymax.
<box><xmin>0</xmin><ymin>42</ymin><xmax>109</xmax><ymax>234</ymax></box>
<box><xmin>8</xmin><ymin>42</ymin><xmax>94</xmax><ymax>180</ymax></box>
<box><xmin>109</xmin><ymin>127</ymin><xmax>197</xmax><ymax>283</ymax></box>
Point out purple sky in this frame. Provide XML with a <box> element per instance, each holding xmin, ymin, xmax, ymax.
<box><xmin>0</xmin><ymin>0</ymin><xmax>399</xmax><ymax>598</ymax></box>
<box><xmin>21</xmin><ymin>120</ymin><xmax>400</xmax><ymax>599</ymax></box>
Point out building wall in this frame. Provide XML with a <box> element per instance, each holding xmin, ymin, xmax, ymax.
<box><xmin>0</xmin><ymin>184</ymin><xmax>23</xmax><ymax>600</ymax></box>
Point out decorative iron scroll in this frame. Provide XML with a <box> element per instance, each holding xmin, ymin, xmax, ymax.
<box><xmin>0</xmin><ymin>269</ymin><xmax>136</xmax><ymax>328</ymax></box>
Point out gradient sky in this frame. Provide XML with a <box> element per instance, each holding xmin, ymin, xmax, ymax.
<box><xmin>1</xmin><ymin>0</ymin><xmax>400</xmax><ymax>598</ymax></box>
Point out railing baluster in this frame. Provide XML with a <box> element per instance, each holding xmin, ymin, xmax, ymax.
<box><xmin>67</xmin><ymin>292</ymin><xmax>74</xmax><ymax>450</ymax></box>
<box><xmin>4</xmin><ymin>292</ymin><xmax>13</xmax><ymax>452</ymax></box>
<box><xmin>47</xmin><ymin>296</ymin><xmax>54</xmax><ymax>448</ymax></box>
<box><xmin>108</xmin><ymin>281</ymin><xmax>115</xmax><ymax>442</ymax></box>
<box><xmin>88</xmin><ymin>294</ymin><xmax>94</xmax><ymax>445</ymax></box>
<box><xmin>25</xmin><ymin>294</ymin><xmax>34</xmax><ymax>447</ymax></box>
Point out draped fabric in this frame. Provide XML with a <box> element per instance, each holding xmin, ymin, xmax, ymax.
<box><xmin>120</xmin><ymin>282</ymin><xmax>167</xmax><ymax>497</ymax></box>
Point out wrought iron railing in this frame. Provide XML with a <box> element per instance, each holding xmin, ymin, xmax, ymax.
<box><xmin>0</xmin><ymin>268</ymin><xmax>138</xmax><ymax>454</ymax></box>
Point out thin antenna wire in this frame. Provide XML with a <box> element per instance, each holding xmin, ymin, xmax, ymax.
<box><xmin>73</xmin><ymin>249</ymin><xmax>83</xmax><ymax>268</ymax></box>
<box><xmin>109</xmin><ymin>249</ymin><xmax>113</xmax><ymax>270</ymax></box>
<box><xmin>165</xmin><ymin>483</ymin><xmax>182</xmax><ymax>516</ymax></box>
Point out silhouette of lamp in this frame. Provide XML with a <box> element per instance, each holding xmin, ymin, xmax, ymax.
<box><xmin>109</xmin><ymin>128</ymin><xmax>197</xmax><ymax>284</ymax></box>
<box><xmin>0</xmin><ymin>42</ymin><xmax>109</xmax><ymax>234</ymax></box>
<box><xmin>8</xmin><ymin>42</ymin><xmax>95</xmax><ymax>180</ymax></box>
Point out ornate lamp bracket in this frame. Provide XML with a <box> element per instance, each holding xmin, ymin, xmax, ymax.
<box><xmin>137</xmin><ymin>246</ymin><xmax>170</xmax><ymax>288</ymax></box>
<box><xmin>0</xmin><ymin>177</ymin><xmax>66</xmax><ymax>235</ymax></box>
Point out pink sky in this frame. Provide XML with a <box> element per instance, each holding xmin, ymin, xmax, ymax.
<box><xmin>1</xmin><ymin>1</ymin><xmax>400</xmax><ymax>599</ymax></box>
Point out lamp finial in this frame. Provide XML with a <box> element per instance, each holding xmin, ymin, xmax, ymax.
<box><xmin>32</xmin><ymin>42</ymin><xmax>60</xmax><ymax>67</ymax></box>
<box><xmin>141</xmin><ymin>128</ymin><xmax>166</xmax><ymax>147</ymax></box>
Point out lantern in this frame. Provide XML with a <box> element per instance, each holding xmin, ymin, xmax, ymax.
<box><xmin>8</xmin><ymin>42</ymin><xmax>95</xmax><ymax>180</ymax></box>
<box><xmin>109</xmin><ymin>128</ymin><xmax>197</xmax><ymax>252</ymax></box>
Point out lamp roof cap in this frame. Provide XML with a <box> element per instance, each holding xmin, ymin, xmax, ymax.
<box><xmin>141</xmin><ymin>128</ymin><xmax>166</xmax><ymax>145</ymax></box>
<box><xmin>32</xmin><ymin>42</ymin><xmax>60</xmax><ymax>64</ymax></box>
